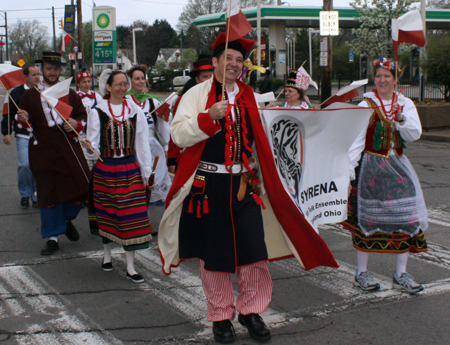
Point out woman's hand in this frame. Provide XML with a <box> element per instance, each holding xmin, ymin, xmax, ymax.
<box><xmin>147</xmin><ymin>179</ymin><xmax>155</xmax><ymax>191</ymax></box>
<box><xmin>265</xmin><ymin>102</ymin><xmax>275</xmax><ymax>108</ymax></box>
<box><xmin>81</xmin><ymin>139</ymin><xmax>94</xmax><ymax>153</ymax></box>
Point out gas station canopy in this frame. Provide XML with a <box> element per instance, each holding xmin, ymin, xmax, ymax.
<box><xmin>193</xmin><ymin>6</ymin><xmax>450</xmax><ymax>30</ymax></box>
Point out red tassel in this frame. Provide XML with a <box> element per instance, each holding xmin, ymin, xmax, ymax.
<box><xmin>188</xmin><ymin>198</ymin><xmax>193</xmax><ymax>213</ymax></box>
<box><xmin>203</xmin><ymin>196</ymin><xmax>209</xmax><ymax>214</ymax></box>
<box><xmin>197</xmin><ymin>201</ymin><xmax>202</xmax><ymax>218</ymax></box>
<box><xmin>251</xmin><ymin>193</ymin><xmax>266</xmax><ymax>209</ymax></box>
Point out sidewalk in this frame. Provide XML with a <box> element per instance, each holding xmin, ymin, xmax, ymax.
<box><xmin>420</xmin><ymin>128</ymin><xmax>450</xmax><ymax>142</ymax></box>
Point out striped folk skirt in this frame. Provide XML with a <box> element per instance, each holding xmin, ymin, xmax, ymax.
<box><xmin>88</xmin><ymin>156</ymin><xmax>151</xmax><ymax>251</ymax></box>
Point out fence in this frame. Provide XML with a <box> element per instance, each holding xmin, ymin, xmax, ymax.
<box><xmin>310</xmin><ymin>76</ymin><xmax>448</xmax><ymax>103</ymax></box>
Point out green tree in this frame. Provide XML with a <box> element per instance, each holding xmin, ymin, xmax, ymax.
<box><xmin>180</xmin><ymin>48</ymin><xmax>197</xmax><ymax>70</ymax></box>
<box><xmin>348</xmin><ymin>0</ymin><xmax>418</xmax><ymax>58</ymax></box>
<box><xmin>421</xmin><ymin>34</ymin><xmax>450</xmax><ymax>101</ymax></box>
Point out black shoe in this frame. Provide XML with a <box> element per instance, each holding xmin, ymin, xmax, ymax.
<box><xmin>212</xmin><ymin>320</ymin><xmax>235</xmax><ymax>344</ymax></box>
<box><xmin>65</xmin><ymin>221</ymin><xmax>80</xmax><ymax>242</ymax></box>
<box><xmin>126</xmin><ymin>272</ymin><xmax>144</xmax><ymax>283</ymax></box>
<box><xmin>40</xmin><ymin>240</ymin><xmax>59</xmax><ymax>255</ymax></box>
<box><xmin>20</xmin><ymin>197</ymin><xmax>29</xmax><ymax>208</ymax></box>
<box><xmin>31</xmin><ymin>200</ymin><xmax>38</xmax><ymax>208</ymax></box>
<box><xmin>101</xmin><ymin>262</ymin><xmax>113</xmax><ymax>272</ymax></box>
<box><xmin>238</xmin><ymin>313</ymin><xmax>271</xmax><ymax>342</ymax></box>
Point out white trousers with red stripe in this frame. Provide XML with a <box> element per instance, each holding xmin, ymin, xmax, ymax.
<box><xmin>200</xmin><ymin>259</ymin><xmax>272</xmax><ymax>322</ymax></box>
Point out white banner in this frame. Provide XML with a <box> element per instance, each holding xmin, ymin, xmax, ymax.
<box><xmin>262</xmin><ymin>103</ymin><xmax>373</xmax><ymax>230</ymax></box>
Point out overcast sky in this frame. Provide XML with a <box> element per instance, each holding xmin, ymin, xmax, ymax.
<box><xmin>3</xmin><ymin>0</ymin><xmax>354</xmax><ymax>37</ymax></box>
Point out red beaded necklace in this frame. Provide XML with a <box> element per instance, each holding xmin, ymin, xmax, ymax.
<box><xmin>373</xmin><ymin>89</ymin><xmax>400</xmax><ymax>120</ymax></box>
<box><xmin>108</xmin><ymin>99</ymin><xmax>129</xmax><ymax>125</ymax></box>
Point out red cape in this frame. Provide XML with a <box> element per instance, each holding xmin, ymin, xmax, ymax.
<box><xmin>165</xmin><ymin>78</ymin><xmax>338</xmax><ymax>271</ymax></box>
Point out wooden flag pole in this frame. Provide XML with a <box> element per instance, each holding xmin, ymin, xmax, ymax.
<box><xmin>222</xmin><ymin>0</ymin><xmax>233</xmax><ymax>100</ymax></box>
<box><xmin>0</xmin><ymin>81</ymin><xmax>34</xmax><ymax>133</ymax></box>
<box><xmin>34</xmin><ymin>86</ymin><xmax>103</xmax><ymax>162</ymax></box>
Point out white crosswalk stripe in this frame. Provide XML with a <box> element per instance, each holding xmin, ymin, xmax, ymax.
<box><xmin>0</xmin><ymin>205</ymin><xmax>449</xmax><ymax>343</ymax></box>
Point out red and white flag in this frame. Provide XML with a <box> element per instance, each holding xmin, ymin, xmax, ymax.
<box><xmin>0</xmin><ymin>39</ymin><xmax>5</xmax><ymax>46</ymax></box>
<box><xmin>41</xmin><ymin>77</ymin><xmax>73</xmax><ymax>120</ymax></box>
<box><xmin>60</xmin><ymin>30</ymin><xmax>74</xmax><ymax>53</ymax></box>
<box><xmin>322</xmin><ymin>79</ymin><xmax>368</xmax><ymax>106</ymax></box>
<box><xmin>226</xmin><ymin>0</ymin><xmax>253</xmax><ymax>42</ymax></box>
<box><xmin>392</xmin><ymin>10</ymin><xmax>426</xmax><ymax>61</ymax></box>
<box><xmin>155</xmin><ymin>102</ymin><xmax>171</xmax><ymax>122</ymax></box>
<box><xmin>0</xmin><ymin>64</ymin><xmax>27</xmax><ymax>91</ymax></box>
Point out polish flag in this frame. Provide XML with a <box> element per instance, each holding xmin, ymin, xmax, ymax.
<box><xmin>0</xmin><ymin>39</ymin><xmax>5</xmax><ymax>46</ymax></box>
<box><xmin>392</xmin><ymin>10</ymin><xmax>426</xmax><ymax>61</ymax></box>
<box><xmin>0</xmin><ymin>64</ymin><xmax>27</xmax><ymax>91</ymax></box>
<box><xmin>41</xmin><ymin>78</ymin><xmax>73</xmax><ymax>120</ymax></box>
<box><xmin>322</xmin><ymin>79</ymin><xmax>368</xmax><ymax>106</ymax></box>
<box><xmin>155</xmin><ymin>102</ymin><xmax>171</xmax><ymax>122</ymax></box>
<box><xmin>226</xmin><ymin>0</ymin><xmax>253</xmax><ymax>42</ymax></box>
<box><xmin>60</xmin><ymin>30</ymin><xmax>74</xmax><ymax>53</ymax></box>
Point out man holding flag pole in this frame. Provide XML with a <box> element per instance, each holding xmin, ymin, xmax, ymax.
<box><xmin>16</xmin><ymin>52</ymin><xmax>90</xmax><ymax>256</ymax></box>
<box><xmin>159</xmin><ymin>1</ymin><xmax>337</xmax><ymax>343</ymax></box>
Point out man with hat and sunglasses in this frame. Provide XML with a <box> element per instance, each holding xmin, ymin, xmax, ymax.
<box><xmin>16</xmin><ymin>52</ymin><xmax>90</xmax><ymax>256</ymax></box>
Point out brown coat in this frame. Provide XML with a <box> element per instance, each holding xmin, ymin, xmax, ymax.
<box><xmin>20</xmin><ymin>87</ymin><xmax>90</xmax><ymax>208</ymax></box>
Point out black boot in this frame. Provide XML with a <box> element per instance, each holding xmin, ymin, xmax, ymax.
<box><xmin>238</xmin><ymin>313</ymin><xmax>271</xmax><ymax>342</ymax></box>
<box><xmin>212</xmin><ymin>320</ymin><xmax>235</xmax><ymax>344</ymax></box>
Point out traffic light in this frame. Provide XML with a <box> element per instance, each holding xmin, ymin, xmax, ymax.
<box><xmin>59</xmin><ymin>19</ymin><xmax>64</xmax><ymax>30</ymax></box>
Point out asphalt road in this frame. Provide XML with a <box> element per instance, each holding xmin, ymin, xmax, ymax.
<box><xmin>1</xmin><ymin>93</ymin><xmax>450</xmax><ymax>344</ymax></box>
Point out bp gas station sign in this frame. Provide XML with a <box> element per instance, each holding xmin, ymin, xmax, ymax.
<box><xmin>92</xmin><ymin>6</ymin><xmax>116</xmax><ymax>65</ymax></box>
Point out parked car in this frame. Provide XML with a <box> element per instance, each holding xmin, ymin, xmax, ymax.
<box><xmin>172</xmin><ymin>69</ymin><xmax>191</xmax><ymax>90</ymax></box>
<box><xmin>150</xmin><ymin>74</ymin><xmax>166</xmax><ymax>89</ymax></box>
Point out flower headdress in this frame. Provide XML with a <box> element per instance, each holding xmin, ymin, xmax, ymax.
<box><xmin>372</xmin><ymin>57</ymin><xmax>401</xmax><ymax>73</ymax></box>
<box><xmin>286</xmin><ymin>67</ymin><xmax>311</xmax><ymax>91</ymax></box>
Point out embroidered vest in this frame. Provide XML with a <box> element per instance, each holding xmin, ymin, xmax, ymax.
<box><xmin>97</xmin><ymin>108</ymin><xmax>137</xmax><ymax>158</ymax></box>
<box><xmin>363</xmin><ymin>98</ymin><xmax>404</xmax><ymax>158</ymax></box>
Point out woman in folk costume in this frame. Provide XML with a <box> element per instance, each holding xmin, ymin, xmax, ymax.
<box><xmin>126</xmin><ymin>66</ymin><xmax>172</xmax><ymax>210</ymax></box>
<box><xmin>342</xmin><ymin>57</ymin><xmax>428</xmax><ymax>294</ymax></box>
<box><xmin>84</xmin><ymin>69</ymin><xmax>154</xmax><ymax>283</ymax></box>
<box><xmin>159</xmin><ymin>32</ymin><xmax>338</xmax><ymax>344</ymax></box>
<box><xmin>76</xmin><ymin>67</ymin><xmax>103</xmax><ymax>170</ymax></box>
<box><xmin>277</xmin><ymin>68</ymin><xmax>314</xmax><ymax>109</ymax></box>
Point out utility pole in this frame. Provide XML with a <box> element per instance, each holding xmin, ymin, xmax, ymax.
<box><xmin>77</xmin><ymin>0</ymin><xmax>83</xmax><ymax>67</ymax></box>
<box><xmin>52</xmin><ymin>7</ymin><xmax>56</xmax><ymax>51</ymax></box>
<box><xmin>321</xmin><ymin>0</ymin><xmax>333</xmax><ymax>107</ymax></box>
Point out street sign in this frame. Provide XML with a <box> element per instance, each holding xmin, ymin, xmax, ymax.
<box><xmin>320</xmin><ymin>52</ymin><xmax>328</xmax><ymax>67</ymax></box>
<box><xmin>320</xmin><ymin>11</ymin><xmax>339</xmax><ymax>36</ymax></box>
<box><xmin>68</xmin><ymin>53</ymin><xmax>75</xmax><ymax>61</ymax></box>
<box><xmin>74</xmin><ymin>46</ymin><xmax>78</xmax><ymax>52</ymax></box>
<box><xmin>349</xmin><ymin>50</ymin><xmax>354</xmax><ymax>63</ymax></box>
<box><xmin>17</xmin><ymin>59</ymin><xmax>25</xmax><ymax>67</ymax></box>
<box><xmin>320</xmin><ymin>37</ymin><xmax>328</xmax><ymax>52</ymax></box>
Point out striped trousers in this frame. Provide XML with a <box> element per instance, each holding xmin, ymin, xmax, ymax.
<box><xmin>200</xmin><ymin>259</ymin><xmax>272</xmax><ymax>322</ymax></box>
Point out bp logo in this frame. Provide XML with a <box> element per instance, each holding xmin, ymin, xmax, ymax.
<box><xmin>97</xmin><ymin>13</ymin><xmax>110</xmax><ymax>29</ymax></box>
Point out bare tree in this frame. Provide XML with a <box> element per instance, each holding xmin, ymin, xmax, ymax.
<box><xmin>177</xmin><ymin>0</ymin><xmax>274</xmax><ymax>55</ymax></box>
<box><xmin>9</xmin><ymin>20</ymin><xmax>49</xmax><ymax>64</ymax></box>
<box><xmin>428</xmin><ymin>0</ymin><xmax>450</xmax><ymax>8</ymax></box>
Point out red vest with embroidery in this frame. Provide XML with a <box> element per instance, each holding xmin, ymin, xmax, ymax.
<box><xmin>363</xmin><ymin>98</ymin><xmax>404</xmax><ymax>158</ymax></box>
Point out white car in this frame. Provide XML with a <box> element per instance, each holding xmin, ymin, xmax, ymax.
<box><xmin>172</xmin><ymin>69</ymin><xmax>191</xmax><ymax>90</ymax></box>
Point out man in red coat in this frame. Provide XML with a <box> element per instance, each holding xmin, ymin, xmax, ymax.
<box><xmin>160</xmin><ymin>33</ymin><xmax>338</xmax><ymax>343</ymax></box>
<box><xmin>17</xmin><ymin>52</ymin><xmax>90</xmax><ymax>256</ymax></box>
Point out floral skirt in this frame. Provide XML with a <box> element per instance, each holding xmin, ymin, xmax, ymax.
<box><xmin>342</xmin><ymin>152</ymin><xmax>428</xmax><ymax>253</ymax></box>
